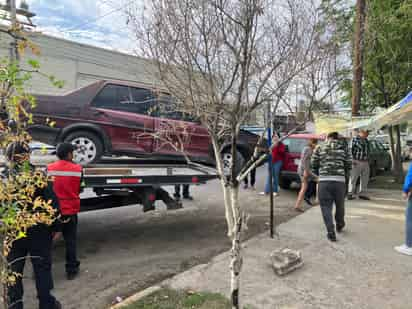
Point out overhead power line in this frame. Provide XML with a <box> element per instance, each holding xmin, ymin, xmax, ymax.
<box><xmin>66</xmin><ymin>0</ymin><xmax>135</xmax><ymax>32</ymax></box>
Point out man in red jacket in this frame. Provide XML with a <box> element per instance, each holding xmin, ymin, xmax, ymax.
<box><xmin>48</xmin><ymin>143</ymin><xmax>82</xmax><ymax>280</ymax></box>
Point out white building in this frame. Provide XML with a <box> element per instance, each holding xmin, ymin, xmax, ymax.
<box><xmin>0</xmin><ymin>30</ymin><xmax>263</xmax><ymax>125</ymax></box>
<box><xmin>0</xmin><ymin>30</ymin><xmax>159</xmax><ymax>95</ymax></box>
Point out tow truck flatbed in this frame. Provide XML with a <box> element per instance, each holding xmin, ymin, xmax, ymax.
<box><xmin>1</xmin><ymin>158</ymin><xmax>219</xmax><ymax>213</ymax></box>
<box><xmin>79</xmin><ymin>163</ymin><xmax>218</xmax><ymax>213</ymax></box>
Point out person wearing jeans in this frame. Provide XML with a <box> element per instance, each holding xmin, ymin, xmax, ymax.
<box><xmin>395</xmin><ymin>163</ymin><xmax>412</xmax><ymax>255</ymax></box>
<box><xmin>260</xmin><ymin>135</ymin><xmax>286</xmax><ymax>196</ymax></box>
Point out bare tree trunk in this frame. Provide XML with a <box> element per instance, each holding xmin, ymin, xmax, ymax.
<box><xmin>388</xmin><ymin>126</ymin><xmax>396</xmax><ymax>164</ymax></box>
<box><xmin>2</xmin><ymin>239</ymin><xmax>8</xmax><ymax>309</ymax></box>
<box><xmin>389</xmin><ymin>125</ymin><xmax>404</xmax><ymax>183</ymax></box>
<box><xmin>229</xmin><ymin>187</ymin><xmax>242</xmax><ymax>309</ymax></box>
<box><xmin>351</xmin><ymin>0</ymin><xmax>366</xmax><ymax>116</ymax></box>
<box><xmin>394</xmin><ymin>125</ymin><xmax>404</xmax><ymax>183</ymax></box>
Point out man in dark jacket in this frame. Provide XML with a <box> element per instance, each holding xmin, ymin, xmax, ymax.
<box><xmin>312</xmin><ymin>132</ymin><xmax>352</xmax><ymax>242</ymax></box>
<box><xmin>3</xmin><ymin>142</ymin><xmax>61</xmax><ymax>309</ymax></box>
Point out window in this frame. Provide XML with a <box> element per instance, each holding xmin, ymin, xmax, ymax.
<box><xmin>155</xmin><ymin>93</ymin><xmax>198</xmax><ymax>122</ymax></box>
<box><xmin>157</xmin><ymin>93</ymin><xmax>183</xmax><ymax>120</ymax></box>
<box><xmin>129</xmin><ymin>87</ymin><xmax>156</xmax><ymax>115</ymax></box>
<box><xmin>92</xmin><ymin>84</ymin><xmax>131</xmax><ymax>110</ymax></box>
<box><xmin>283</xmin><ymin>138</ymin><xmax>310</xmax><ymax>154</ymax></box>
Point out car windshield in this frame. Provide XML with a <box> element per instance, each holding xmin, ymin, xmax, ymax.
<box><xmin>283</xmin><ymin>138</ymin><xmax>309</xmax><ymax>154</ymax></box>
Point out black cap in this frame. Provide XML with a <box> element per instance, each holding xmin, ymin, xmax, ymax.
<box><xmin>5</xmin><ymin>141</ymin><xmax>31</xmax><ymax>162</ymax></box>
<box><xmin>56</xmin><ymin>143</ymin><xmax>76</xmax><ymax>160</ymax></box>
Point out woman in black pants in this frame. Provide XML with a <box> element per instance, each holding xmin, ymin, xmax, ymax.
<box><xmin>243</xmin><ymin>167</ymin><xmax>256</xmax><ymax>190</ymax></box>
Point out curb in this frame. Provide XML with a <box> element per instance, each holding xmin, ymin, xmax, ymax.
<box><xmin>110</xmin><ymin>285</ymin><xmax>162</xmax><ymax>309</ymax></box>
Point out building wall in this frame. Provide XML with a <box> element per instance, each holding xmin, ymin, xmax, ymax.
<box><xmin>0</xmin><ymin>31</ymin><xmax>267</xmax><ymax>126</ymax></box>
<box><xmin>0</xmin><ymin>31</ymin><xmax>160</xmax><ymax>95</ymax></box>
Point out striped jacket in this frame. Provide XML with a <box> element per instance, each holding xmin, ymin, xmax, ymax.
<box><xmin>311</xmin><ymin>139</ymin><xmax>352</xmax><ymax>182</ymax></box>
<box><xmin>351</xmin><ymin>136</ymin><xmax>370</xmax><ymax>161</ymax></box>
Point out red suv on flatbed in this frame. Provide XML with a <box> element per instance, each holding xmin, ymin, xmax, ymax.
<box><xmin>28</xmin><ymin>80</ymin><xmax>259</xmax><ymax>167</ymax></box>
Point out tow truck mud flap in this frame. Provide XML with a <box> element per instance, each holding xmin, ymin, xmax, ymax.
<box><xmin>155</xmin><ymin>187</ymin><xmax>182</xmax><ymax>210</ymax></box>
<box><xmin>132</xmin><ymin>187</ymin><xmax>182</xmax><ymax>212</ymax></box>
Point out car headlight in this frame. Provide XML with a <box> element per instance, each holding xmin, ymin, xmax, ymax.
<box><xmin>294</xmin><ymin>159</ymin><xmax>301</xmax><ymax>166</ymax></box>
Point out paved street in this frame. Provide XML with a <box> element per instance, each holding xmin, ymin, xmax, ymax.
<box><xmin>22</xmin><ymin>166</ymin><xmax>300</xmax><ymax>309</ymax></box>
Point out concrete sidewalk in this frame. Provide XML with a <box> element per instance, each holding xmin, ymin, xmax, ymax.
<box><xmin>164</xmin><ymin>189</ymin><xmax>412</xmax><ymax>309</ymax></box>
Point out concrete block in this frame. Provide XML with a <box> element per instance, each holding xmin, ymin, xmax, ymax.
<box><xmin>270</xmin><ymin>248</ymin><xmax>303</xmax><ymax>276</ymax></box>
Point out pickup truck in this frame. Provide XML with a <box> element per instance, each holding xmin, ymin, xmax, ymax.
<box><xmin>28</xmin><ymin>80</ymin><xmax>260</xmax><ymax>170</ymax></box>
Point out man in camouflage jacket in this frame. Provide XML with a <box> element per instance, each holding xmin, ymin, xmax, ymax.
<box><xmin>311</xmin><ymin>132</ymin><xmax>352</xmax><ymax>241</ymax></box>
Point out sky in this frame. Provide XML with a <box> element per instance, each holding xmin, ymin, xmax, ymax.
<box><xmin>12</xmin><ymin>0</ymin><xmax>138</xmax><ymax>54</ymax></box>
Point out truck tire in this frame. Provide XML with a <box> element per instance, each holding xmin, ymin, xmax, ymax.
<box><xmin>370</xmin><ymin>162</ymin><xmax>377</xmax><ymax>178</ymax></box>
<box><xmin>221</xmin><ymin>148</ymin><xmax>245</xmax><ymax>177</ymax></box>
<box><xmin>64</xmin><ymin>131</ymin><xmax>103</xmax><ymax>165</ymax></box>
<box><xmin>279</xmin><ymin>177</ymin><xmax>292</xmax><ymax>190</ymax></box>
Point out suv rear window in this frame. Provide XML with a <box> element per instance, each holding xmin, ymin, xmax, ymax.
<box><xmin>283</xmin><ymin>138</ymin><xmax>309</xmax><ymax>154</ymax></box>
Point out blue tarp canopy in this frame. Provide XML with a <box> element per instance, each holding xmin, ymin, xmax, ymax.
<box><xmin>367</xmin><ymin>91</ymin><xmax>412</xmax><ymax>129</ymax></box>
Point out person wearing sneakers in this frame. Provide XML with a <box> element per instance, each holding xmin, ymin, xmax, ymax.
<box><xmin>260</xmin><ymin>134</ymin><xmax>286</xmax><ymax>197</ymax></box>
<box><xmin>311</xmin><ymin>132</ymin><xmax>352</xmax><ymax>242</ymax></box>
<box><xmin>48</xmin><ymin>143</ymin><xmax>82</xmax><ymax>280</ymax></box>
<box><xmin>348</xmin><ymin>129</ymin><xmax>371</xmax><ymax>200</ymax></box>
<box><xmin>395</xmin><ymin>163</ymin><xmax>412</xmax><ymax>256</ymax></box>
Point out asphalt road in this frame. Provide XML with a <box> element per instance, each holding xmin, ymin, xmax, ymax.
<box><xmin>20</xmin><ymin>166</ymin><xmax>300</xmax><ymax>309</ymax></box>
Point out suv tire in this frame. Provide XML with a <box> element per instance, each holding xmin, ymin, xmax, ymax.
<box><xmin>279</xmin><ymin>177</ymin><xmax>292</xmax><ymax>190</ymax></box>
<box><xmin>64</xmin><ymin>131</ymin><xmax>103</xmax><ymax>165</ymax></box>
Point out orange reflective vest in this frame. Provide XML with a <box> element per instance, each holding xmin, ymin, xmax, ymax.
<box><xmin>47</xmin><ymin>160</ymin><xmax>82</xmax><ymax>215</ymax></box>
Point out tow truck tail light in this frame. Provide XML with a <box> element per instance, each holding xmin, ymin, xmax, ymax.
<box><xmin>192</xmin><ymin>176</ymin><xmax>199</xmax><ymax>183</ymax></box>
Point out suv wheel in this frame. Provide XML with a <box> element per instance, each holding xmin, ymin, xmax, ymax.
<box><xmin>221</xmin><ymin>148</ymin><xmax>245</xmax><ymax>177</ymax></box>
<box><xmin>64</xmin><ymin>131</ymin><xmax>103</xmax><ymax>165</ymax></box>
<box><xmin>279</xmin><ymin>177</ymin><xmax>292</xmax><ymax>190</ymax></box>
<box><xmin>370</xmin><ymin>162</ymin><xmax>378</xmax><ymax>178</ymax></box>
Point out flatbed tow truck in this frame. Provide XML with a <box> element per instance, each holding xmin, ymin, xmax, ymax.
<box><xmin>1</xmin><ymin>155</ymin><xmax>219</xmax><ymax>212</ymax></box>
<box><xmin>73</xmin><ymin>162</ymin><xmax>218</xmax><ymax>213</ymax></box>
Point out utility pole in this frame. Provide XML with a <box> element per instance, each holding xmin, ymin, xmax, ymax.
<box><xmin>351</xmin><ymin>0</ymin><xmax>366</xmax><ymax>116</ymax></box>
<box><xmin>266</xmin><ymin>102</ymin><xmax>274</xmax><ymax>239</ymax></box>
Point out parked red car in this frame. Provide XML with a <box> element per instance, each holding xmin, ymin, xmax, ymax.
<box><xmin>28</xmin><ymin>80</ymin><xmax>259</xmax><ymax>168</ymax></box>
<box><xmin>279</xmin><ymin>133</ymin><xmax>325</xmax><ymax>189</ymax></box>
<box><xmin>279</xmin><ymin>133</ymin><xmax>392</xmax><ymax>189</ymax></box>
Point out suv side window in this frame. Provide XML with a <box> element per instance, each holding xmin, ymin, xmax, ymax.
<box><xmin>130</xmin><ymin>87</ymin><xmax>156</xmax><ymax>115</ymax></box>
<box><xmin>157</xmin><ymin>93</ymin><xmax>183</xmax><ymax>120</ymax></box>
<box><xmin>156</xmin><ymin>93</ymin><xmax>197</xmax><ymax>122</ymax></box>
<box><xmin>92</xmin><ymin>84</ymin><xmax>131</xmax><ymax>109</ymax></box>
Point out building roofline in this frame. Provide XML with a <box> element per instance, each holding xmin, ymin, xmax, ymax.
<box><xmin>0</xmin><ymin>24</ymin><xmax>152</xmax><ymax>63</ymax></box>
